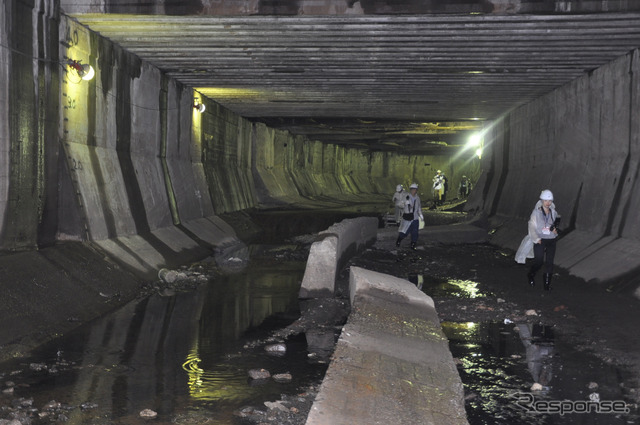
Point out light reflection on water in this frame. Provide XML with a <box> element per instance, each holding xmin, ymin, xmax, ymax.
<box><xmin>0</xmin><ymin>262</ymin><xmax>324</xmax><ymax>425</ymax></box>
<box><xmin>442</xmin><ymin>321</ymin><xmax>635</xmax><ymax>425</ymax></box>
<box><xmin>408</xmin><ymin>274</ymin><xmax>486</xmax><ymax>298</ymax></box>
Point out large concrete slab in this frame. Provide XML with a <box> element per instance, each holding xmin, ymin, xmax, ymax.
<box><xmin>307</xmin><ymin>266</ymin><xmax>468</xmax><ymax>425</ymax></box>
<box><xmin>300</xmin><ymin>217</ymin><xmax>378</xmax><ymax>298</ymax></box>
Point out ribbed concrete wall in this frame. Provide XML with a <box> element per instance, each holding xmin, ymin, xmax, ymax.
<box><xmin>469</xmin><ymin>49</ymin><xmax>640</xmax><ymax>284</ymax></box>
<box><xmin>0</xmin><ymin>2</ymin><xmax>480</xmax><ymax>278</ymax></box>
<box><xmin>0</xmin><ymin>0</ymin><xmax>60</xmax><ymax>250</ymax></box>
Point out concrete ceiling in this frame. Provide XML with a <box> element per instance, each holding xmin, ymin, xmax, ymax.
<box><xmin>71</xmin><ymin>9</ymin><xmax>640</xmax><ymax>153</ymax></box>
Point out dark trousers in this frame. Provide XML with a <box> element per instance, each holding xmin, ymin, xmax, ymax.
<box><xmin>530</xmin><ymin>238</ymin><xmax>557</xmax><ymax>275</ymax></box>
<box><xmin>398</xmin><ymin>219</ymin><xmax>419</xmax><ymax>243</ymax></box>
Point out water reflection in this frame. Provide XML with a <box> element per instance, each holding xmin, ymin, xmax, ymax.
<box><xmin>408</xmin><ymin>274</ymin><xmax>485</xmax><ymax>298</ymax></box>
<box><xmin>0</xmin><ymin>262</ymin><xmax>323</xmax><ymax>424</ymax></box>
<box><xmin>517</xmin><ymin>324</ymin><xmax>555</xmax><ymax>388</ymax></box>
<box><xmin>442</xmin><ymin>321</ymin><xmax>635</xmax><ymax>425</ymax></box>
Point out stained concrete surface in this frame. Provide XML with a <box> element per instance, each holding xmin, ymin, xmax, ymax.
<box><xmin>306</xmin><ymin>267</ymin><xmax>468</xmax><ymax>425</ymax></box>
<box><xmin>0</xmin><ymin>243</ymin><xmax>142</xmax><ymax>362</ymax></box>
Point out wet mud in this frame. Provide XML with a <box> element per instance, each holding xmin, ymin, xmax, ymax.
<box><xmin>349</xmin><ymin>235</ymin><xmax>640</xmax><ymax>424</ymax></box>
<box><xmin>2</xmin><ymin>208</ymin><xmax>639</xmax><ymax>425</ymax></box>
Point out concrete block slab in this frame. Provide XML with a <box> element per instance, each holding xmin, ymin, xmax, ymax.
<box><xmin>300</xmin><ymin>217</ymin><xmax>378</xmax><ymax>298</ymax></box>
<box><xmin>299</xmin><ymin>235</ymin><xmax>338</xmax><ymax>299</ymax></box>
<box><xmin>307</xmin><ymin>268</ymin><xmax>467</xmax><ymax>425</ymax></box>
<box><xmin>349</xmin><ymin>266</ymin><xmax>434</xmax><ymax>310</ymax></box>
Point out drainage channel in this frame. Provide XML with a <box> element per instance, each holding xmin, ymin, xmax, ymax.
<box><xmin>0</xmin><ymin>260</ymin><xmax>327</xmax><ymax>425</ymax></box>
<box><xmin>0</xmin><ymin>209</ymin><xmax>384</xmax><ymax>425</ymax></box>
<box><xmin>408</xmin><ymin>274</ymin><xmax>638</xmax><ymax>425</ymax></box>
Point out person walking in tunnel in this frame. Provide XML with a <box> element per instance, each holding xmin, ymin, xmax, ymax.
<box><xmin>396</xmin><ymin>183</ymin><xmax>423</xmax><ymax>250</ymax></box>
<box><xmin>441</xmin><ymin>172</ymin><xmax>449</xmax><ymax>203</ymax></box>
<box><xmin>459</xmin><ymin>175</ymin><xmax>472</xmax><ymax>198</ymax></box>
<box><xmin>432</xmin><ymin>170</ymin><xmax>445</xmax><ymax>207</ymax></box>
<box><xmin>523</xmin><ymin>190</ymin><xmax>560</xmax><ymax>290</ymax></box>
<box><xmin>391</xmin><ymin>184</ymin><xmax>408</xmax><ymax>226</ymax></box>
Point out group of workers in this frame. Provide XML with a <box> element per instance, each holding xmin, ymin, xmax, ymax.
<box><xmin>391</xmin><ymin>173</ymin><xmax>559</xmax><ymax>291</ymax></box>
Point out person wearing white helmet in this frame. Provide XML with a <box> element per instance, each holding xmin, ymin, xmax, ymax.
<box><xmin>396</xmin><ymin>183</ymin><xmax>423</xmax><ymax>250</ymax></box>
<box><xmin>391</xmin><ymin>184</ymin><xmax>408</xmax><ymax>225</ymax></box>
<box><xmin>526</xmin><ymin>189</ymin><xmax>560</xmax><ymax>290</ymax></box>
<box><xmin>432</xmin><ymin>170</ymin><xmax>445</xmax><ymax>207</ymax></box>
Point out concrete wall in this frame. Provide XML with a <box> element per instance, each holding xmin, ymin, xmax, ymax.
<box><xmin>0</xmin><ymin>0</ymin><xmax>60</xmax><ymax>250</ymax></box>
<box><xmin>468</xmin><ymin>49</ymin><xmax>640</xmax><ymax>284</ymax></box>
<box><xmin>0</xmin><ymin>1</ymin><xmax>480</xmax><ymax>276</ymax></box>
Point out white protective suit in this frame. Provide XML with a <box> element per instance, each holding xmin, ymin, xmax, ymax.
<box><xmin>515</xmin><ymin>200</ymin><xmax>557</xmax><ymax>264</ymax></box>
<box><xmin>398</xmin><ymin>193</ymin><xmax>423</xmax><ymax>234</ymax></box>
<box><xmin>392</xmin><ymin>188</ymin><xmax>408</xmax><ymax>223</ymax></box>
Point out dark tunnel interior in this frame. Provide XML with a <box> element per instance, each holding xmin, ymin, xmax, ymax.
<box><xmin>1</xmin><ymin>1</ymin><xmax>640</xmax><ymax>424</ymax></box>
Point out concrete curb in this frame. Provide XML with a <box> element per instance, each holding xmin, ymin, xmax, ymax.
<box><xmin>306</xmin><ymin>267</ymin><xmax>468</xmax><ymax>425</ymax></box>
<box><xmin>299</xmin><ymin>217</ymin><xmax>378</xmax><ymax>298</ymax></box>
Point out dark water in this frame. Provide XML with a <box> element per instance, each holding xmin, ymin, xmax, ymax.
<box><xmin>442</xmin><ymin>321</ymin><xmax>638</xmax><ymax>425</ymax></box>
<box><xmin>405</xmin><ymin>273</ymin><xmax>637</xmax><ymax>425</ymax></box>
<box><xmin>0</xmin><ymin>262</ymin><xmax>325</xmax><ymax>425</ymax></box>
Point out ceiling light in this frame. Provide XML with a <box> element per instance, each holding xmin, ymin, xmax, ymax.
<box><xmin>468</xmin><ymin>133</ymin><xmax>482</xmax><ymax>148</ymax></box>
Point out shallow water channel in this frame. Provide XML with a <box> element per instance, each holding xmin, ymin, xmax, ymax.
<box><xmin>409</xmin><ymin>275</ymin><xmax>637</xmax><ymax>425</ymax></box>
<box><xmin>0</xmin><ymin>261</ymin><xmax>326</xmax><ymax>425</ymax></box>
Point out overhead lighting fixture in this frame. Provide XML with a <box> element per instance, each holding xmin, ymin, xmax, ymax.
<box><xmin>67</xmin><ymin>59</ymin><xmax>94</xmax><ymax>82</ymax></box>
<box><xmin>193</xmin><ymin>100</ymin><xmax>206</xmax><ymax>113</ymax></box>
<box><xmin>467</xmin><ymin>133</ymin><xmax>482</xmax><ymax>148</ymax></box>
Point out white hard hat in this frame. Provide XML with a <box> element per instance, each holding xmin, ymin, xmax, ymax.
<box><xmin>396</xmin><ymin>184</ymin><xmax>403</xmax><ymax>192</ymax></box>
<box><xmin>540</xmin><ymin>189</ymin><xmax>554</xmax><ymax>201</ymax></box>
<box><xmin>410</xmin><ymin>183</ymin><xmax>418</xmax><ymax>189</ymax></box>
<box><xmin>437</xmin><ymin>170</ymin><xmax>441</xmax><ymax>174</ymax></box>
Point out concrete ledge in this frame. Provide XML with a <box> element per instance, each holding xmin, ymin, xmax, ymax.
<box><xmin>488</xmin><ymin>216</ymin><xmax>640</xmax><ymax>286</ymax></box>
<box><xmin>300</xmin><ymin>217</ymin><xmax>378</xmax><ymax>298</ymax></box>
<box><xmin>0</xmin><ymin>243</ymin><xmax>141</xmax><ymax>361</ymax></box>
<box><xmin>306</xmin><ymin>267</ymin><xmax>468</xmax><ymax>425</ymax></box>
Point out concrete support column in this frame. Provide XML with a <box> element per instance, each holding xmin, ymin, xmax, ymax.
<box><xmin>0</xmin><ymin>0</ymin><xmax>60</xmax><ymax>250</ymax></box>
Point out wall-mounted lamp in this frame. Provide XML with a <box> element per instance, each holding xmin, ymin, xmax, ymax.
<box><xmin>193</xmin><ymin>100</ymin><xmax>206</xmax><ymax>113</ymax></box>
<box><xmin>67</xmin><ymin>59</ymin><xmax>95</xmax><ymax>82</ymax></box>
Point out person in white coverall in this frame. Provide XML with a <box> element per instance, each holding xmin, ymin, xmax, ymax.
<box><xmin>391</xmin><ymin>184</ymin><xmax>408</xmax><ymax>225</ymax></box>
<box><xmin>395</xmin><ymin>183</ymin><xmax>423</xmax><ymax>250</ymax></box>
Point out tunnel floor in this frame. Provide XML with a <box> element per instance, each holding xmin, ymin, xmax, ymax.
<box><xmin>348</xmin><ymin>236</ymin><xmax>640</xmax><ymax>425</ymax></box>
<box><xmin>1</xmin><ymin>209</ymin><xmax>639</xmax><ymax>424</ymax></box>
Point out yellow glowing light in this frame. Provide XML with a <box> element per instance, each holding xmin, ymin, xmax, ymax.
<box><xmin>475</xmin><ymin>148</ymin><xmax>483</xmax><ymax>159</ymax></box>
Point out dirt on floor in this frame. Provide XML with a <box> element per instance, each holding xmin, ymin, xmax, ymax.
<box><xmin>346</xmin><ymin>234</ymin><xmax>640</xmax><ymax>406</ymax></box>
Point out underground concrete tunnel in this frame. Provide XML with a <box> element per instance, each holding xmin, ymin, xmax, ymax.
<box><xmin>2</xmin><ymin>1</ymin><xmax>640</xmax><ymax>424</ymax></box>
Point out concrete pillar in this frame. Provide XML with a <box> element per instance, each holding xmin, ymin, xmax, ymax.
<box><xmin>0</xmin><ymin>0</ymin><xmax>60</xmax><ymax>250</ymax></box>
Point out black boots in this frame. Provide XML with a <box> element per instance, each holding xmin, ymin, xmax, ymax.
<box><xmin>411</xmin><ymin>242</ymin><xmax>417</xmax><ymax>250</ymax></box>
<box><xmin>395</xmin><ymin>237</ymin><xmax>401</xmax><ymax>247</ymax></box>
<box><xmin>528</xmin><ymin>270</ymin><xmax>552</xmax><ymax>290</ymax></box>
<box><xmin>527</xmin><ymin>271</ymin><xmax>536</xmax><ymax>287</ymax></box>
